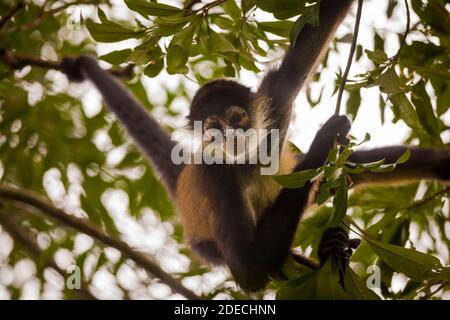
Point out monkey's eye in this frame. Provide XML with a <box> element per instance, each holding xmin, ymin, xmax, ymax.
<box><xmin>226</xmin><ymin>106</ymin><xmax>249</xmax><ymax>128</ymax></box>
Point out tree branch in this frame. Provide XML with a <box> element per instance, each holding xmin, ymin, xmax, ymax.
<box><xmin>392</xmin><ymin>0</ymin><xmax>410</xmax><ymax>63</ymax></box>
<box><xmin>193</xmin><ymin>0</ymin><xmax>229</xmax><ymax>14</ymax></box>
<box><xmin>0</xmin><ymin>1</ymin><xmax>25</xmax><ymax>30</ymax></box>
<box><xmin>0</xmin><ymin>49</ymin><xmax>134</xmax><ymax>79</ymax></box>
<box><xmin>335</xmin><ymin>0</ymin><xmax>363</xmax><ymax>115</ymax></box>
<box><xmin>0</xmin><ymin>185</ymin><xmax>201</xmax><ymax>300</ymax></box>
<box><xmin>419</xmin><ymin>281</ymin><xmax>449</xmax><ymax>300</ymax></box>
<box><xmin>0</xmin><ymin>210</ymin><xmax>96</xmax><ymax>300</ymax></box>
<box><xmin>406</xmin><ymin>186</ymin><xmax>450</xmax><ymax>211</ymax></box>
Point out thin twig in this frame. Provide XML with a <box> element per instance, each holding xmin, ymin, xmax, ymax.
<box><xmin>392</xmin><ymin>0</ymin><xmax>410</xmax><ymax>63</ymax></box>
<box><xmin>0</xmin><ymin>185</ymin><xmax>201</xmax><ymax>300</ymax></box>
<box><xmin>193</xmin><ymin>0</ymin><xmax>229</xmax><ymax>14</ymax></box>
<box><xmin>0</xmin><ymin>211</ymin><xmax>96</xmax><ymax>300</ymax></box>
<box><xmin>335</xmin><ymin>0</ymin><xmax>363</xmax><ymax>115</ymax></box>
<box><xmin>406</xmin><ymin>186</ymin><xmax>450</xmax><ymax>211</ymax></box>
<box><xmin>0</xmin><ymin>1</ymin><xmax>25</xmax><ymax>30</ymax></box>
<box><xmin>0</xmin><ymin>49</ymin><xmax>134</xmax><ymax>79</ymax></box>
<box><xmin>419</xmin><ymin>281</ymin><xmax>449</xmax><ymax>300</ymax></box>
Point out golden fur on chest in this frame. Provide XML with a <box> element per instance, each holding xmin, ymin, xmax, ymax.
<box><xmin>175</xmin><ymin>146</ymin><xmax>298</xmax><ymax>244</ymax></box>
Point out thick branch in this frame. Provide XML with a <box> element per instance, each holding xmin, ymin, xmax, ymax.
<box><xmin>0</xmin><ymin>49</ymin><xmax>134</xmax><ymax>79</ymax></box>
<box><xmin>0</xmin><ymin>185</ymin><xmax>201</xmax><ymax>300</ymax></box>
<box><xmin>0</xmin><ymin>211</ymin><xmax>96</xmax><ymax>300</ymax></box>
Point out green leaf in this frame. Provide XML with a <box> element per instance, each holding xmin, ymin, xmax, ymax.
<box><xmin>124</xmin><ymin>0</ymin><xmax>182</xmax><ymax>17</ymax></box>
<box><xmin>259</xmin><ymin>21</ymin><xmax>294</xmax><ymax>38</ymax></box>
<box><xmin>328</xmin><ymin>175</ymin><xmax>348</xmax><ymax>227</ymax></box>
<box><xmin>108</xmin><ymin>122</ymin><xmax>123</xmax><ymax>146</ymax></box>
<box><xmin>223</xmin><ymin>0</ymin><xmax>241</xmax><ymax>20</ymax></box>
<box><xmin>222</xmin><ymin>65</ymin><xmax>235</xmax><ymax>77</ymax></box>
<box><xmin>144</xmin><ymin>59</ymin><xmax>164</xmax><ymax>77</ymax></box>
<box><xmin>315</xmin><ymin>259</ymin><xmax>349</xmax><ymax>299</ymax></box>
<box><xmin>273</xmin><ymin>168</ymin><xmax>320</xmax><ymax>189</ymax></box>
<box><xmin>256</xmin><ymin>0</ymin><xmax>307</xmax><ymax>19</ymax></box>
<box><xmin>171</xmin><ymin>25</ymin><xmax>195</xmax><ymax>50</ymax></box>
<box><xmin>412</xmin><ymin>80</ymin><xmax>443</xmax><ymax>144</ymax></box>
<box><xmin>209</xmin><ymin>30</ymin><xmax>236</xmax><ymax>52</ymax></box>
<box><xmin>389</xmin><ymin>93</ymin><xmax>422</xmax><ymax>131</ymax></box>
<box><xmin>378</xmin><ymin>67</ymin><xmax>404</xmax><ymax>95</ymax></box>
<box><xmin>157</xmin><ymin>20</ymin><xmax>188</xmax><ymax>36</ymax></box>
<box><xmin>367</xmin><ymin>238</ymin><xmax>442</xmax><ymax>281</ymax></box>
<box><xmin>349</xmin><ymin>158</ymin><xmax>385</xmax><ymax>170</ymax></box>
<box><xmin>242</xmin><ymin>0</ymin><xmax>257</xmax><ymax>13</ymax></box>
<box><xmin>86</xmin><ymin>20</ymin><xmax>142</xmax><ymax>42</ymax></box>
<box><xmin>100</xmin><ymin>49</ymin><xmax>132</xmax><ymax>65</ymax></box>
<box><xmin>365</xmin><ymin>49</ymin><xmax>388</xmax><ymax>64</ymax></box>
<box><xmin>346</xmin><ymin>89</ymin><xmax>361</xmax><ymax>120</ymax></box>
<box><xmin>344</xmin><ymin>268</ymin><xmax>381</xmax><ymax>300</ymax></box>
<box><xmin>290</xmin><ymin>4</ymin><xmax>320</xmax><ymax>46</ymax></box>
<box><xmin>348</xmin><ymin>184</ymin><xmax>417</xmax><ymax>209</ymax></box>
<box><xmin>276</xmin><ymin>271</ymin><xmax>318</xmax><ymax>300</ymax></box>
<box><xmin>396</xmin><ymin>149</ymin><xmax>411</xmax><ymax>164</ymax></box>
<box><xmin>166</xmin><ymin>44</ymin><xmax>189</xmax><ymax>74</ymax></box>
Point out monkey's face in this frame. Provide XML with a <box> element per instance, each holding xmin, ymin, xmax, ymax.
<box><xmin>203</xmin><ymin>106</ymin><xmax>250</xmax><ymax>132</ymax></box>
<box><xmin>188</xmin><ymin>80</ymin><xmax>258</xmax><ymax>160</ymax></box>
<box><xmin>189</xmin><ymin>80</ymin><xmax>253</xmax><ymax>126</ymax></box>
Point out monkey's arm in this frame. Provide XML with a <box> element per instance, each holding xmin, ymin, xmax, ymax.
<box><xmin>349</xmin><ymin>146</ymin><xmax>450</xmax><ymax>186</ymax></box>
<box><xmin>61</xmin><ymin>56</ymin><xmax>182</xmax><ymax>195</ymax></box>
<box><xmin>257</xmin><ymin>0</ymin><xmax>354</xmax><ymax>142</ymax></box>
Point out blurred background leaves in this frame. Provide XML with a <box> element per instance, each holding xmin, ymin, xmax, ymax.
<box><xmin>0</xmin><ymin>0</ymin><xmax>449</xmax><ymax>300</ymax></box>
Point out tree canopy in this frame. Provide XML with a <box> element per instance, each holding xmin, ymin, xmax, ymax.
<box><xmin>0</xmin><ymin>0</ymin><xmax>449</xmax><ymax>300</ymax></box>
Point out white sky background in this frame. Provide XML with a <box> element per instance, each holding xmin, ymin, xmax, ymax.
<box><xmin>1</xmin><ymin>0</ymin><xmax>450</xmax><ymax>300</ymax></box>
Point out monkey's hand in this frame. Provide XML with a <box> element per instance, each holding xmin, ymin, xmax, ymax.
<box><xmin>304</xmin><ymin>115</ymin><xmax>351</xmax><ymax>167</ymax></box>
<box><xmin>318</xmin><ymin>227</ymin><xmax>360</xmax><ymax>284</ymax></box>
<box><xmin>318</xmin><ymin>227</ymin><xmax>360</xmax><ymax>265</ymax></box>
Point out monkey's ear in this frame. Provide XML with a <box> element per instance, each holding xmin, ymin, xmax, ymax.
<box><xmin>61</xmin><ymin>56</ymin><xmax>85</xmax><ymax>82</ymax></box>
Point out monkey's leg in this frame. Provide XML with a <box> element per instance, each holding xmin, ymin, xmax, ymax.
<box><xmin>348</xmin><ymin>146</ymin><xmax>450</xmax><ymax>186</ymax></box>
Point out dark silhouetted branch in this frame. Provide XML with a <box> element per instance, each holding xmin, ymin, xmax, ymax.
<box><xmin>0</xmin><ymin>49</ymin><xmax>134</xmax><ymax>79</ymax></box>
<box><xmin>0</xmin><ymin>185</ymin><xmax>201</xmax><ymax>300</ymax></box>
<box><xmin>0</xmin><ymin>210</ymin><xmax>96</xmax><ymax>299</ymax></box>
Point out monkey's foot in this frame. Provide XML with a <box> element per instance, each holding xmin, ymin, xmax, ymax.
<box><xmin>318</xmin><ymin>227</ymin><xmax>360</xmax><ymax>265</ymax></box>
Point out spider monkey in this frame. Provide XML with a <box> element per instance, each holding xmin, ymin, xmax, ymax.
<box><xmin>61</xmin><ymin>0</ymin><xmax>450</xmax><ymax>292</ymax></box>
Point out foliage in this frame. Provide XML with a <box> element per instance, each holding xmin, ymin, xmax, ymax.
<box><xmin>0</xmin><ymin>0</ymin><xmax>449</xmax><ymax>300</ymax></box>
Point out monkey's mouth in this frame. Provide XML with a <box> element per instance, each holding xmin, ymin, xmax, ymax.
<box><xmin>201</xmin><ymin>127</ymin><xmax>271</xmax><ymax>164</ymax></box>
<box><xmin>221</xmin><ymin>131</ymin><xmax>265</xmax><ymax>162</ymax></box>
